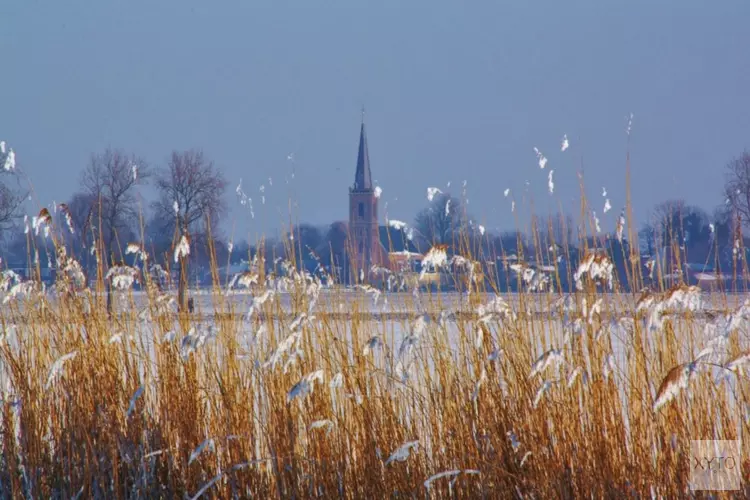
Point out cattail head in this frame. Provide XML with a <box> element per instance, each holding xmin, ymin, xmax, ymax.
<box><xmin>653</xmin><ymin>362</ymin><xmax>696</xmax><ymax>412</ymax></box>
<box><xmin>126</xmin><ymin>242</ymin><xmax>148</xmax><ymax>261</ymax></box>
<box><xmin>426</xmin><ymin>187</ymin><xmax>442</xmax><ymax>201</ymax></box>
<box><xmin>533</xmin><ymin>147</ymin><xmax>547</xmax><ymax>169</ymax></box>
<box><xmin>2</xmin><ymin>147</ymin><xmax>15</xmax><ymax>171</ymax></box>
<box><xmin>105</xmin><ymin>264</ymin><xmax>140</xmax><ymax>290</ymax></box>
<box><xmin>174</xmin><ymin>234</ymin><xmax>191</xmax><ymax>263</ymax></box>
<box><xmin>58</xmin><ymin>204</ymin><xmax>74</xmax><ymax>234</ymax></box>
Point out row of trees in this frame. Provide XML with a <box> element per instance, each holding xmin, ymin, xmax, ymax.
<box><xmin>639</xmin><ymin>201</ymin><xmax>731</xmax><ymax>261</ymax></box>
<box><xmin>1</xmin><ymin>147</ymin><xmax>228</xmax><ymax>310</ymax></box>
<box><xmin>2</xmin><ymin>146</ymin><xmax>750</xmax><ymax>292</ymax></box>
<box><xmin>0</xmin><ymin>144</ymin><xmax>25</xmax><ymax>231</ymax></box>
<box><xmin>72</xmin><ymin>148</ymin><xmax>228</xmax><ymax>260</ymax></box>
<box><xmin>637</xmin><ymin>153</ymin><xmax>750</xmax><ymax>268</ymax></box>
<box><xmin>1</xmin><ymin>148</ymin><xmax>228</xmax><ymax>257</ymax></box>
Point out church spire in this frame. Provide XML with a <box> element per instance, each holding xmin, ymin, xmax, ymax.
<box><xmin>353</xmin><ymin>110</ymin><xmax>372</xmax><ymax>192</ymax></box>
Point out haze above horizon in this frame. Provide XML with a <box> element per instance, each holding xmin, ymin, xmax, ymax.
<box><xmin>3</xmin><ymin>0</ymin><xmax>750</xmax><ymax>241</ymax></box>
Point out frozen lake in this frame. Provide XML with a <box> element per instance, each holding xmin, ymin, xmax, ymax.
<box><xmin>103</xmin><ymin>288</ymin><xmax>750</xmax><ymax>318</ymax></box>
<box><xmin>1</xmin><ymin>283</ymin><xmax>747</xmax><ymax>500</ymax></box>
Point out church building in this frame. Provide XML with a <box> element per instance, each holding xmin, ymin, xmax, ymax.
<box><xmin>348</xmin><ymin>117</ymin><xmax>389</xmax><ymax>282</ymax></box>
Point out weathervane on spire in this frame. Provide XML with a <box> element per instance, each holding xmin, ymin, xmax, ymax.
<box><xmin>361</xmin><ymin>105</ymin><xmax>365</xmax><ymax>124</ymax></box>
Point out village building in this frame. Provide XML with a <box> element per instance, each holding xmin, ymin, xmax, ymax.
<box><xmin>346</xmin><ymin>116</ymin><xmax>422</xmax><ymax>284</ymax></box>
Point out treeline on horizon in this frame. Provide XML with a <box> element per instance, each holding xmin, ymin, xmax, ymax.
<box><xmin>2</xmin><ymin>146</ymin><xmax>750</xmax><ymax>292</ymax></box>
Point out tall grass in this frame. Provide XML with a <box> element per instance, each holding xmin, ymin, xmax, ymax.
<box><xmin>0</xmin><ymin>184</ymin><xmax>749</xmax><ymax>499</ymax></box>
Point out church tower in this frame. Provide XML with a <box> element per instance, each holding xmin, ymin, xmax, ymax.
<box><xmin>348</xmin><ymin>114</ymin><xmax>382</xmax><ymax>282</ymax></box>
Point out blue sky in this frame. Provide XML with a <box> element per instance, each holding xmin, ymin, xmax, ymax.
<box><xmin>3</xmin><ymin>0</ymin><xmax>750</xmax><ymax>242</ymax></box>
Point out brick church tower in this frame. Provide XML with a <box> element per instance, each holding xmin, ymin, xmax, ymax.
<box><xmin>348</xmin><ymin>115</ymin><xmax>383</xmax><ymax>283</ymax></box>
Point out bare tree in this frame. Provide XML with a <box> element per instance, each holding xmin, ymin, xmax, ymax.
<box><xmin>0</xmin><ymin>142</ymin><xmax>27</xmax><ymax>230</ymax></box>
<box><xmin>533</xmin><ymin>213</ymin><xmax>576</xmax><ymax>261</ymax></box>
<box><xmin>413</xmin><ymin>193</ymin><xmax>468</xmax><ymax>247</ymax></box>
<box><xmin>60</xmin><ymin>192</ymin><xmax>99</xmax><ymax>270</ymax></box>
<box><xmin>711</xmin><ymin>206</ymin><xmax>733</xmax><ymax>250</ymax></box>
<box><xmin>638</xmin><ymin>225</ymin><xmax>656</xmax><ymax>257</ymax></box>
<box><xmin>65</xmin><ymin>192</ymin><xmax>98</xmax><ymax>241</ymax></box>
<box><xmin>81</xmin><ymin>148</ymin><xmax>150</xmax><ymax>257</ymax></box>
<box><xmin>152</xmin><ymin>150</ymin><xmax>227</xmax><ymax>310</ymax></box>
<box><xmin>80</xmin><ymin>148</ymin><xmax>149</xmax><ymax>312</ymax></box>
<box><xmin>280</xmin><ymin>223</ymin><xmax>324</xmax><ymax>270</ymax></box>
<box><xmin>724</xmin><ymin>151</ymin><xmax>750</xmax><ymax>226</ymax></box>
<box><xmin>0</xmin><ymin>182</ymin><xmax>23</xmax><ymax>230</ymax></box>
<box><xmin>641</xmin><ymin>199</ymin><xmax>715</xmax><ymax>283</ymax></box>
<box><xmin>320</xmin><ymin>222</ymin><xmax>349</xmax><ymax>281</ymax></box>
<box><xmin>153</xmin><ymin>150</ymin><xmax>227</xmax><ymax>238</ymax></box>
<box><xmin>649</xmin><ymin>200</ymin><xmax>710</xmax><ymax>249</ymax></box>
<box><xmin>546</xmin><ymin>213</ymin><xmax>575</xmax><ymax>248</ymax></box>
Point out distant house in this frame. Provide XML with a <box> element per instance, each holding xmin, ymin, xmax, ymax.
<box><xmin>387</xmin><ymin>250</ymin><xmax>423</xmax><ymax>272</ymax></box>
<box><xmin>379</xmin><ymin>225</ymin><xmax>422</xmax><ymax>272</ymax></box>
<box><xmin>378</xmin><ymin>225</ymin><xmax>420</xmax><ymax>254</ymax></box>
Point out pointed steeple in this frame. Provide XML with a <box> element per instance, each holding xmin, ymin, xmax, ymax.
<box><xmin>353</xmin><ymin>111</ymin><xmax>372</xmax><ymax>192</ymax></box>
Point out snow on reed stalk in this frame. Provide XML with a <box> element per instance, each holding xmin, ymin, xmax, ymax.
<box><xmin>0</xmin><ymin>174</ymin><xmax>748</xmax><ymax>498</ymax></box>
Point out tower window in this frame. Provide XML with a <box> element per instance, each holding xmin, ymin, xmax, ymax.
<box><xmin>358</xmin><ymin>202</ymin><xmax>365</xmax><ymax>218</ymax></box>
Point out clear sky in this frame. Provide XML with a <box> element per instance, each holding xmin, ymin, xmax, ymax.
<box><xmin>4</xmin><ymin>0</ymin><xmax>750</xmax><ymax>242</ymax></box>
